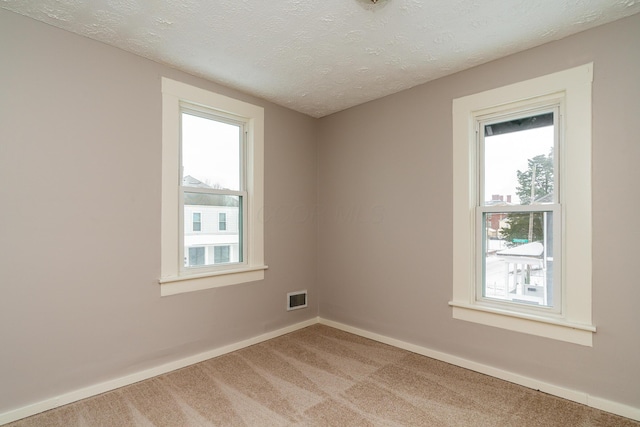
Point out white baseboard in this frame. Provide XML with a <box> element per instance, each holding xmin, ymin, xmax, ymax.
<box><xmin>2</xmin><ymin>316</ymin><xmax>638</xmax><ymax>425</ymax></box>
<box><xmin>0</xmin><ymin>317</ymin><xmax>319</xmax><ymax>426</ymax></box>
<box><xmin>318</xmin><ymin>318</ymin><xmax>640</xmax><ymax>422</ymax></box>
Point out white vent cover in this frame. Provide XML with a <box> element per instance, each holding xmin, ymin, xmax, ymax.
<box><xmin>287</xmin><ymin>290</ymin><xmax>307</xmax><ymax>311</ymax></box>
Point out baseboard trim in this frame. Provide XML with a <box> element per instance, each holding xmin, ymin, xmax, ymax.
<box><xmin>0</xmin><ymin>317</ymin><xmax>319</xmax><ymax>426</ymax></box>
<box><xmin>3</xmin><ymin>316</ymin><xmax>638</xmax><ymax>424</ymax></box>
<box><xmin>318</xmin><ymin>318</ymin><xmax>640</xmax><ymax>422</ymax></box>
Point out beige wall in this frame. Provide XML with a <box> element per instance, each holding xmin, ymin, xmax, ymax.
<box><xmin>318</xmin><ymin>13</ymin><xmax>640</xmax><ymax>407</ymax></box>
<box><xmin>2</xmin><ymin>6</ymin><xmax>639</xmax><ymax>417</ymax></box>
<box><xmin>0</xmin><ymin>10</ymin><xmax>318</xmax><ymax>412</ymax></box>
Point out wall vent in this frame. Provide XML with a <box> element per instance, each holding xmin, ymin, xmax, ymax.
<box><xmin>287</xmin><ymin>290</ymin><xmax>307</xmax><ymax>311</ymax></box>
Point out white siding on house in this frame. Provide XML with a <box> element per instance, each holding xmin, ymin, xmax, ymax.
<box><xmin>183</xmin><ymin>204</ymin><xmax>240</xmax><ymax>265</ymax></box>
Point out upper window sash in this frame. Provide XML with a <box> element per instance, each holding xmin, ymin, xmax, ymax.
<box><xmin>477</xmin><ymin>105</ymin><xmax>560</xmax><ymax>207</ymax></box>
<box><xmin>180</xmin><ymin>104</ymin><xmax>247</xmax><ymax>191</ymax></box>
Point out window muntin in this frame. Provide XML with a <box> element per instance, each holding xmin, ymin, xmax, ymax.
<box><xmin>477</xmin><ymin>109</ymin><xmax>561</xmax><ymax>313</ymax></box>
<box><xmin>180</xmin><ymin>107</ymin><xmax>246</xmax><ymax>271</ymax></box>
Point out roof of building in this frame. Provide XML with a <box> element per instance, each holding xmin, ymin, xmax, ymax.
<box><xmin>183</xmin><ymin>176</ymin><xmax>240</xmax><ymax>207</ymax></box>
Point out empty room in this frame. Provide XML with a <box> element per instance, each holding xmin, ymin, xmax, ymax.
<box><xmin>1</xmin><ymin>1</ymin><xmax>639</xmax><ymax>425</ymax></box>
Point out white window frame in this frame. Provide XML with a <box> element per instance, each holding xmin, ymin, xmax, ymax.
<box><xmin>450</xmin><ymin>64</ymin><xmax>595</xmax><ymax>346</ymax></box>
<box><xmin>178</xmin><ymin>106</ymin><xmax>247</xmax><ymax>272</ymax></box>
<box><xmin>218</xmin><ymin>212</ymin><xmax>227</xmax><ymax>231</ymax></box>
<box><xmin>160</xmin><ymin>78</ymin><xmax>267</xmax><ymax>296</ymax></box>
<box><xmin>477</xmin><ymin>105</ymin><xmax>561</xmax><ymax>313</ymax></box>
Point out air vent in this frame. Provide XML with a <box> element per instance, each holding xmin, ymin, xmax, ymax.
<box><xmin>287</xmin><ymin>290</ymin><xmax>307</xmax><ymax>311</ymax></box>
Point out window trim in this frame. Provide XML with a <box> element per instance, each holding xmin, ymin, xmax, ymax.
<box><xmin>160</xmin><ymin>78</ymin><xmax>266</xmax><ymax>296</ymax></box>
<box><xmin>450</xmin><ymin>64</ymin><xmax>595</xmax><ymax>346</ymax></box>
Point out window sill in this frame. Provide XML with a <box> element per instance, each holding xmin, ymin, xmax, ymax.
<box><xmin>159</xmin><ymin>265</ymin><xmax>268</xmax><ymax>296</ymax></box>
<box><xmin>449</xmin><ymin>301</ymin><xmax>595</xmax><ymax>346</ymax></box>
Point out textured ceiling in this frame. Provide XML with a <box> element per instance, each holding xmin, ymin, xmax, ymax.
<box><xmin>3</xmin><ymin>0</ymin><xmax>639</xmax><ymax>117</ymax></box>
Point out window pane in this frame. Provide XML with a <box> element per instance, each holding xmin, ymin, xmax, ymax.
<box><xmin>181</xmin><ymin>112</ymin><xmax>241</xmax><ymax>191</ymax></box>
<box><xmin>188</xmin><ymin>247</ymin><xmax>205</xmax><ymax>266</ymax></box>
<box><xmin>192</xmin><ymin>212</ymin><xmax>201</xmax><ymax>231</ymax></box>
<box><xmin>184</xmin><ymin>193</ymin><xmax>242</xmax><ymax>267</ymax></box>
<box><xmin>482</xmin><ymin>211</ymin><xmax>554</xmax><ymax>307</ymax></box>
<box><xmin>483</xmin><ymin>113</ymin><xmax>554</xmax><ymax>206</ymax></box>
<box><xmin>214</xmin><ymin>246</ymin><xmax>230</xmax><ymax>263</ymax></box>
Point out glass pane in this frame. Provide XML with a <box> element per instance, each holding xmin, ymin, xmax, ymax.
<box><xmin>214</xmin><ymin>246</ymin><xmax>230</xmax><ymax>263</ymax></box>
<box><xmin>482</xmin><ymin>211</ymin><xmax>554</xmax><ymax>307</ymax></box>
<box><xmin>181</xmin><ymin>112</ymin><xmax>241</xmax><ymax>191</ymax></box>
<box><xmin>188</xmin><ymin>247</ymin><xmax>205</xmax><ymax>266</ymax></box>
<box><xmin>483</xmin><ymin>112</ymin><xmax>554</xmax><ymax>206</ymax></box>
<box><xmin>192</xmin><ymin>212</ymin><xmax>201</xmax><ymax>232</ymax></box>
<box><xmin>183</xmin><ymin>193</ymin><xmax>242</xmax><ymax>267</ymax></box>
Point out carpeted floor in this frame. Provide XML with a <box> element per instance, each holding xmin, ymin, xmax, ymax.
<box><xmin>7</xmin><ymin>324</ymin><xmax>639</xmax><ymax>426</ymax></box>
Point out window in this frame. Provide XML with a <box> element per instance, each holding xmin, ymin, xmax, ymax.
<box><xmin>479</xmin><ymin>110</ymin><xmax>559</xmax><ymax>310</ymax></box>
<box><xmin>214</xmin><ymin>245</ymin><xmax>230</xmax><ymax>263</ymax></box>
<box><xmin>188</xmin><ymin>247</ymin><xmax>205</xmax><ymax>266</ymax></box>
<box><xmin>192</xmin><ymin>212</ymin><xmax>201</xmax><ymax>232</ymax></box>
<box><xmin>451</xmin><ymin>64</ymin><xmax>595</xmax><ymax>346</ymax></box>
<box><xmin>160</xmin><ymin>78</ymin><xmax>267</xmax><ymax>296</ymax></box>
<box><xmin>181</xmin><ymin>110</ymin><xmax>243</xmax><ymax>267</ymax></box>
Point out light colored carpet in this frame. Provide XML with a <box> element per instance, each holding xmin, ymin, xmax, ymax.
<box><xmin>7</xmin><ymin>324</ymin><xmax>639</xmax><ymax>426</ymax></box>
